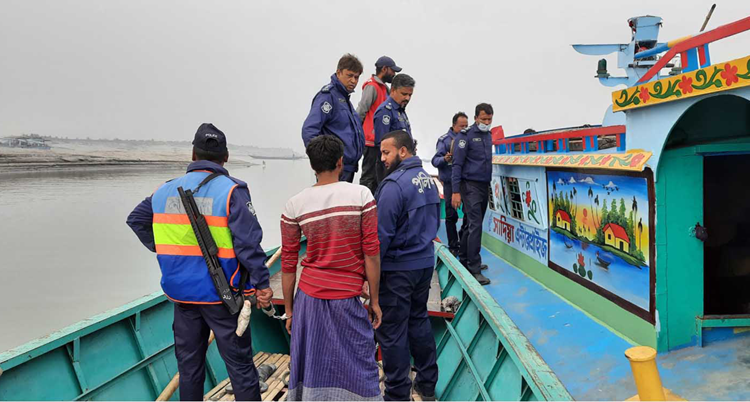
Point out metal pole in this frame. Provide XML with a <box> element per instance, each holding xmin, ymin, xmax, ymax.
<box><xmin>700</xmin><ymin>4</ymin><xmax>717</xmax><ymax>32</ymax></box>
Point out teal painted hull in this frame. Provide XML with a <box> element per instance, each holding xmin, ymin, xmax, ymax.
<box><xmin>0</xmin><ymin>243</ymin><xmax>569</xmax><ymax>401</ymax></box>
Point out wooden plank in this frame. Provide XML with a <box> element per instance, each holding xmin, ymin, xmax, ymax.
<box><xmin>269</xmin><ymin>256</ymin><xmax>305</xmax><ymax>302</ymax></box>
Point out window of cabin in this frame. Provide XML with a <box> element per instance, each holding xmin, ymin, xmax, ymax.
<box><xmin>506</xmin><ymin>177</ymin><xmax>524</xmax><ymax>221</ymax></box>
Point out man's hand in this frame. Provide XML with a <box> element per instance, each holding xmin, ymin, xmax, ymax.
<box><xmin>360</xmin><ymin>282</ymin><xmax>370</xmax><ymax>300</ymax></box>
<box><xmin>369</xmin><ymin>303</ymin><xmax>382</xmax><ymax>330</ymax></box>
<box><xmin>451</xmin><ymin>193</ymin><xmax>462</xmax><ymax>209</ymax></box>
<box><xmin>255</xmin><ymin>287</ymin><xmax>273</xmax><ymax>308</ymax></box>
<box><xmin>285</xmin><ymin>314</ymin><xmax>293</xmax><ymax>335</ymax></box>
<box><xmin>444</xmin><ymin>152</ymin><xmax>453</xmax><ymax>163</ymax></box>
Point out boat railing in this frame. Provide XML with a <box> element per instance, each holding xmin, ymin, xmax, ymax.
<box><xmin>494</xmin><ymin>125</ymin><xmax>626</xmax><ymax>155</ymax></box>
<box><xmin>433</xmin><ymin>242</ymin><xmax>573</xmax><ymax>401</ymax></box>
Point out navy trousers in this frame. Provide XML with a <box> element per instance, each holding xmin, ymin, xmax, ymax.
<box><xmin>339</xmin><ymin>169</ymin><xmax>355</xmax><ymax>183</ymax></box>
<box><xmin>359</xmin><ymin>146</ymin><xmax>379</xmax><ymax>195</ymax></box>
<box><xmin>459</xmin><ymin>180</ymin><xmax>489</xmax><ymax>274</ymax></box>
<box><xmin>173</xmin><ymin>303</ymin><xmax>261</xmax><ymax>401</ymax></box>
<box><xmin>443</xmin><ymin>181</ymin><xmax>466</xmax><ymax>256</ymax></box>
<box><xmin>375</xmin><ymin>268</ymin><xmax>438</xmax><ymax>401</ymax></box>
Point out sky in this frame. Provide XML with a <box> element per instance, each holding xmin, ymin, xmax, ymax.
<box><xmin>1</xmin><ymin>0</ymin><xmax>749</xmax><ymax>153</ymax></box>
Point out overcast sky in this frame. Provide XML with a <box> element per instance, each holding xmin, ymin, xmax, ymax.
<box><xmin>1</xmin><ymin>1</ymin><xmax>748</xmax><ymax>152</ymax></box>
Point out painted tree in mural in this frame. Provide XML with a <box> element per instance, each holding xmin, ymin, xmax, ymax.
<box><xmin>551</xmin><ymin>185</ymin><xmax>578</xmax><ymax>236</ymax></box>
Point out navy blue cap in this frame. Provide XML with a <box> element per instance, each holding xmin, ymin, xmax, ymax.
<box><xmin>192</xmin><ymin>123</ymin><xmax>228</xmax><ymax>153</ymax></box>
<box><xmin>375</xmin><ymin>56</ymin><xmax>402</xmax><ymax>72</ymax></box>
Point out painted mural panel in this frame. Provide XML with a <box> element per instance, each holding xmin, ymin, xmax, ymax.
<box><xmin>547</xmin><ymin>170</ymin><xmax>652</xmax><ymax>315</ymax></box>
<box><xmin>486</xmin><ymin>166</ymin><xmax>549</xmax><ymax>265</ymax></box>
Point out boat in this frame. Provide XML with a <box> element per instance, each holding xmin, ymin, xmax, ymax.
<box><xmin>483</xmin><ymin>12</ymin><xmax>750</xmax><ymax>400</ymax></box>
<box><xmin>4</xmin><ymin>11</ymin><xmax>750</xmax><ymax>401</ymax></box>
<box><xmin>0</xmin><ymin>241</ymin><xmax>570</xmax><ymax>401</ymax></box>
<box><xmin>595</xmin><ymin>250</ymin><xmax>614</xmax><ymax>268</ymax></box>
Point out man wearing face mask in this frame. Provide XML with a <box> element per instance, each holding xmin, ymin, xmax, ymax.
<box><xmin>373</xmin><ymin>73</ymin><xmax>415</xmax><ymax>185</ymax></box>
<box><xmin>451</xmin><ymin>103</ymin><xmax>494</xmax><ymax>286</ymax></box>
<box><xmin>356</xmin><ymin>56</ymin><xmax>401</xmax><ymax>195</ymax></box>
<box><xmin>302</xmin><ymin>53</ymin><xmax>366</xmax><ymax>183</ymax></box>
<box><xmin>375</xmin><ymin>130</ymin><xmax>440</xmax><ymax>401</ymax></box>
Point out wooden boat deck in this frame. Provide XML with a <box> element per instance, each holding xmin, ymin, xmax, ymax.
<box><xmin>268</xmin><ymin>256</ymin><xmax>450</xmax><ymax>318</ymax></box>
<box><xmin>204</xmin><ymin>352</ymin><xmax>426</xmax><ymax>401</ymax></box>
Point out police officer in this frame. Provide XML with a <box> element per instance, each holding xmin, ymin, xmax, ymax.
<box><xmin>302</xmin><ymin>54</ymin><xmax>365</xmax><ymax>183</ymax></box>
<box><xmin>356</xmin><ymin>56</ymin><xmax>402</xmax><ymax>195</ymax></box>
<box><xmin>375</xmin><ymin>130</ymin><xmax>440</xmax><ymax>401</ymax></box>
<box><xmin>432</xmin><ymin>112</ymin><xmax>469</xmax><ymax>257</ymax></box>
<box><xmin>126</xmin><ymin>123</ymin><xmax>273</xmax><ymax>401</ymax></box>
<box><xmin>373</xmin><ymin>73</ymin><xmax>415</xmax><ymax>185</ymax></box>
<box><xmin>451</xmin><ymin>103</ymin><xmax>494</xmax><ymax>286</ymax></box>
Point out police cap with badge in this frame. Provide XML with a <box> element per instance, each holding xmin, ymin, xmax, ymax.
<box><xmin>193</xmin><ymin>123</ymin><xmax>228</xmax><ymax>154</ymax></box>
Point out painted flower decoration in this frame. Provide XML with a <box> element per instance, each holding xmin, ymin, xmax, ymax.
<box><xmin>525</xmin><ymin>190</ymin><xmax>532</xmax><ymax>207</ymax></box>
<box><xmin>577</xmin><ymin>252</ymin><xmax>585</xmax><ymax>268</ymax></box>
<box><xmin>678</xmin><ymin>76</ymin><xmax>694</xmax><ymax>94</ymax></box>
<box><xmin>721</xmin><ymin>63</ymin><xmax>739</xmax><ymax>86</ymax></box>
<box><xmin>638</xmin><ymin>86</ymin><xmax>650</xmax><ymax>103</ymax></box>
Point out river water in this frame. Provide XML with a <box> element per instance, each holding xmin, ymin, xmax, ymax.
<box><xmin>0</xmin><ymin>160</ymin><xmax>316</xmax><ymax>352</ymax></box>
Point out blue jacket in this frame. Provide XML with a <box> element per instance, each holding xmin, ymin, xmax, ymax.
<box><xmin>375</xmin><ymin>156</ymin><xmax>441</xmax><ymax>271</ymax></box>
<box><xmin>301</xmin><ymin>74</ymin><xmax>365</xmax><ymax>173</ymax></box>
<box><xmin>373</xmin><ymin>95</ymin><xmax>412</xmax><ymax>147</ymax></box>
<box><xmin>451</xmin><ymin>124</ymin><xmax>493</xmax><ymax>192</ymax></box>
<box><xmin>431</xmin><ymin>128</ymin><xmax>459</xmax><ymax>183</ymax></box>
<box><xmin>126</xmin><ymin>161</ymin><xmax>270</xmax><ymax>300</ymax></box>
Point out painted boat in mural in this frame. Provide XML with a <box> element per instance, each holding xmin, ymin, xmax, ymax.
<box><xmin>479</xmin><ymin>13</ymin><xmax>750</xmax><ymax>400</ymax></box>
<box><xmin>0</xmin><ymin>242</ymin><xmax>571</xmax><ymax>401</ymax></box>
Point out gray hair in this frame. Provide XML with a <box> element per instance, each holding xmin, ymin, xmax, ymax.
<box><xmin>391</xmin><ymin>73</ymin><xmax>415</xmax><ymax>91</ymax></box>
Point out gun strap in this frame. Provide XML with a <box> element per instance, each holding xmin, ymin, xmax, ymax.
<box><xmin>192</xmin><ymin>172</ymin><xmax>224</xmax><ymax>194</ymax></box>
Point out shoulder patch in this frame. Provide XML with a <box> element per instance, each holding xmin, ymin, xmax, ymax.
<box><xmin>382</xmin><ymin>114</ymin><xmax>391</xmax><ymax>125</ymax></box>
<box><xmin>458</xmin><ymin>139</ymin><xmax>467</xmax><ymax>149</ymax></box>
<box><xmin>321</xmin><ymin>84</ymin><xmax>331</xmax><ymax>93</ymax></box>
<box><xmin>246</xmin><ymin>201</ymin><xmax>256</xmax><ymax>216</ymax></box>
<box><xmin>385</xmin><ymin>103</ymin><xmax>392</xmax><ymax>110</ymax></box>
<box><xmin>321</xmin><ymin>101</ymin><xmax>333</xmax><ymax>114</ymax></box>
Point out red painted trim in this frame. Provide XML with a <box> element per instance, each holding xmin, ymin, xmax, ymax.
<box><xmin>616</xmin><ymin>134</ymin><xmax>622</xmax><ymax>148</ymax></box>
<box><xmin>638</xmin><ymin>15</ymin><xmax>750</xmax><ymax>83</ymax></box>
<box><xmin>698</xmin><ymin>45</ymin><xmax>707</xmax><ymax>66</ymax></box>
<box><xmin>497</xmin><ymin>125</ymin><xmax>625</xmax><ymax>145</ymax></box>
<box><xmin>680</xmin><ymin>51</ymin><xmax>689</xmax><ymax>70</ymax></box>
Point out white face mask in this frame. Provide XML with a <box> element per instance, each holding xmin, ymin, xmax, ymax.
<box><xmin>477</xmin><ymin>122</ymin><xmax>491</xmax><ymax>132</ymax></box>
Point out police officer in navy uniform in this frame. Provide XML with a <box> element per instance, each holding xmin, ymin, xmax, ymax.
<box><xmin>432</xmin><ymin>112</ymin><xmax>469</xmax><ymax>257</ymax></box>
<box><xmin>373</xmin><ymin>73</ymin><xmax>415</xmax><ymax>185</ymax></box>
<box><xmin>126</xmin><ymin>123</ymin><xmax>273</xmax><ymax>401</ymax></box>
<box><xmin>451</xmin><ymin>103</ymin><xmax>494</xmax><ymax>285</ymax></box>
<box><xmin>302</xmin><ymin>54</ymin><xmax>365</xmax><ymax>183</ymax></box>
<box><xmin>375</xmin><ymin>130</ymin><xmax>440</xmax><ymax>401</ymax></box>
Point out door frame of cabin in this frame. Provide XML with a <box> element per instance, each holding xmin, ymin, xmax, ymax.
<box><xmin>656</xmin><ymin>140</ymin><xmax>750</xmax><ymax>351</ymax></box>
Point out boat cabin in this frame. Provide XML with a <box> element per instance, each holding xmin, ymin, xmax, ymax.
<box><xmin>484</xmin><ymin>15</ymin><xmax>750</xmax><ymax>355</ymax></box>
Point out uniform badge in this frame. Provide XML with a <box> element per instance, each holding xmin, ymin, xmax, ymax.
<box><xmin>458</xmin><ymin>139</ymin><xmax>467</xmax><ymax>148</ymax></box>
<box><xmin>382</xmin><ymin>115</ymin><xmax>391</xmax><ymax>125</ymax></box>
<box><xmin>321</xmin><ymin>101</ymin><xmax>332</xmax><ymax>114</ymax></box>
<box><xmin>246</xmin><ymin>201</ymin><xmax>256</xmax><ymax>216</ymax></box>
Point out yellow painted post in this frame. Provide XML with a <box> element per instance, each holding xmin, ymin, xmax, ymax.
<box><xmin>625</xmin><ymin>346</ymin><xmax>666</xmax><ymax>401</ymax></box>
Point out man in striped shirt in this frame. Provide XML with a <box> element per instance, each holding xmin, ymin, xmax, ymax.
<box><xmin>280</xmin><ymin>135</ymin><xmax>383</xmax><ymax>401</ymax></box>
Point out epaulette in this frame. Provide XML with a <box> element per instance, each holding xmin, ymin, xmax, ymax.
<box><xmin>438</xmin><ymin>134</ymin><xmax>448</xmax><ymax>141</ymax></box>
<box><xmin>385</xmin><ymin>102</ymin><xmax>392</xmax><ymax>110</ymax></box>
<box><xmin>228</xmin><ymin>176</ymin><xmax>248</xmax><ymax>188</ymax></box>
<box><xmin>321</xmin><ymin>84</ymin><xmax>332</xmax><ymax>93</ymax></box>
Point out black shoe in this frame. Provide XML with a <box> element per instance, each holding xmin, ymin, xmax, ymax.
<box><xmin>413</xmin><ymin>382</ymin><xmax>436</xmax><ymax>401</ymax></box>
<box><xmin>480</xmin><ymin>264</ymin><xmax>488</xmax><ymax>270</ymax></box>
<box><xmin>473</xmin><ymin>272</ymin><xmax>491</xmax><ymax>285</ymax></box>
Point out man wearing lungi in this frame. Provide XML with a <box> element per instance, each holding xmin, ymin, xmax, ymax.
<box><xmin>375</xmin><ymin>130</ymin><xmax>441</xmax><ymax>401</ymax></box>
<box><xmin>280</xmin><ymin>134</ymin><xmax>383</xmax><ymax>401</ymax></box>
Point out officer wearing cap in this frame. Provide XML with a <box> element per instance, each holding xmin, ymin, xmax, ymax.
<box><xmin>302</xmin><ymin>53</ymin><xmax>366</xmax><ymax>183</ymax></box>
<box><xmin>432</xmin><ymin>112</ymin><xmax>469</xmax><ymax>257</ymax></box>
<box><xmin>126</xmin><ymin>123</ymin><xmax>273</xmax><ymax>401</ymax></box>
<box><xmin>356</xmin><ymin>56</ymin><xmax>402</xmax><ymax>194</ymax></box>
<box><xmin>373</xmin><ymin>73</ymin><xmax>415</xmax><ymax>185</ymax></box>
<box><xmin>451</xmin><ymin>104</ymin><xmax>494</xmax><ymax>286</ymax></box>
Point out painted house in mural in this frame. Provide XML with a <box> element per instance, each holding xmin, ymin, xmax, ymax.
<box><xmin>481</xmin><ymin>13</ymin><xmax>750</xmax><ymax>400</ymax></box>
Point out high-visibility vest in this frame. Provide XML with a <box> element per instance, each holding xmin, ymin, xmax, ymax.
<box><xmin>151</xmin><ymin>171</ymin><xmax>253</xmax><ymax>304</ymax></box>
<box><xmin>362</xmin><ymin>76</ymin><xmax>388</xmax><ymax>147</ymax></box>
